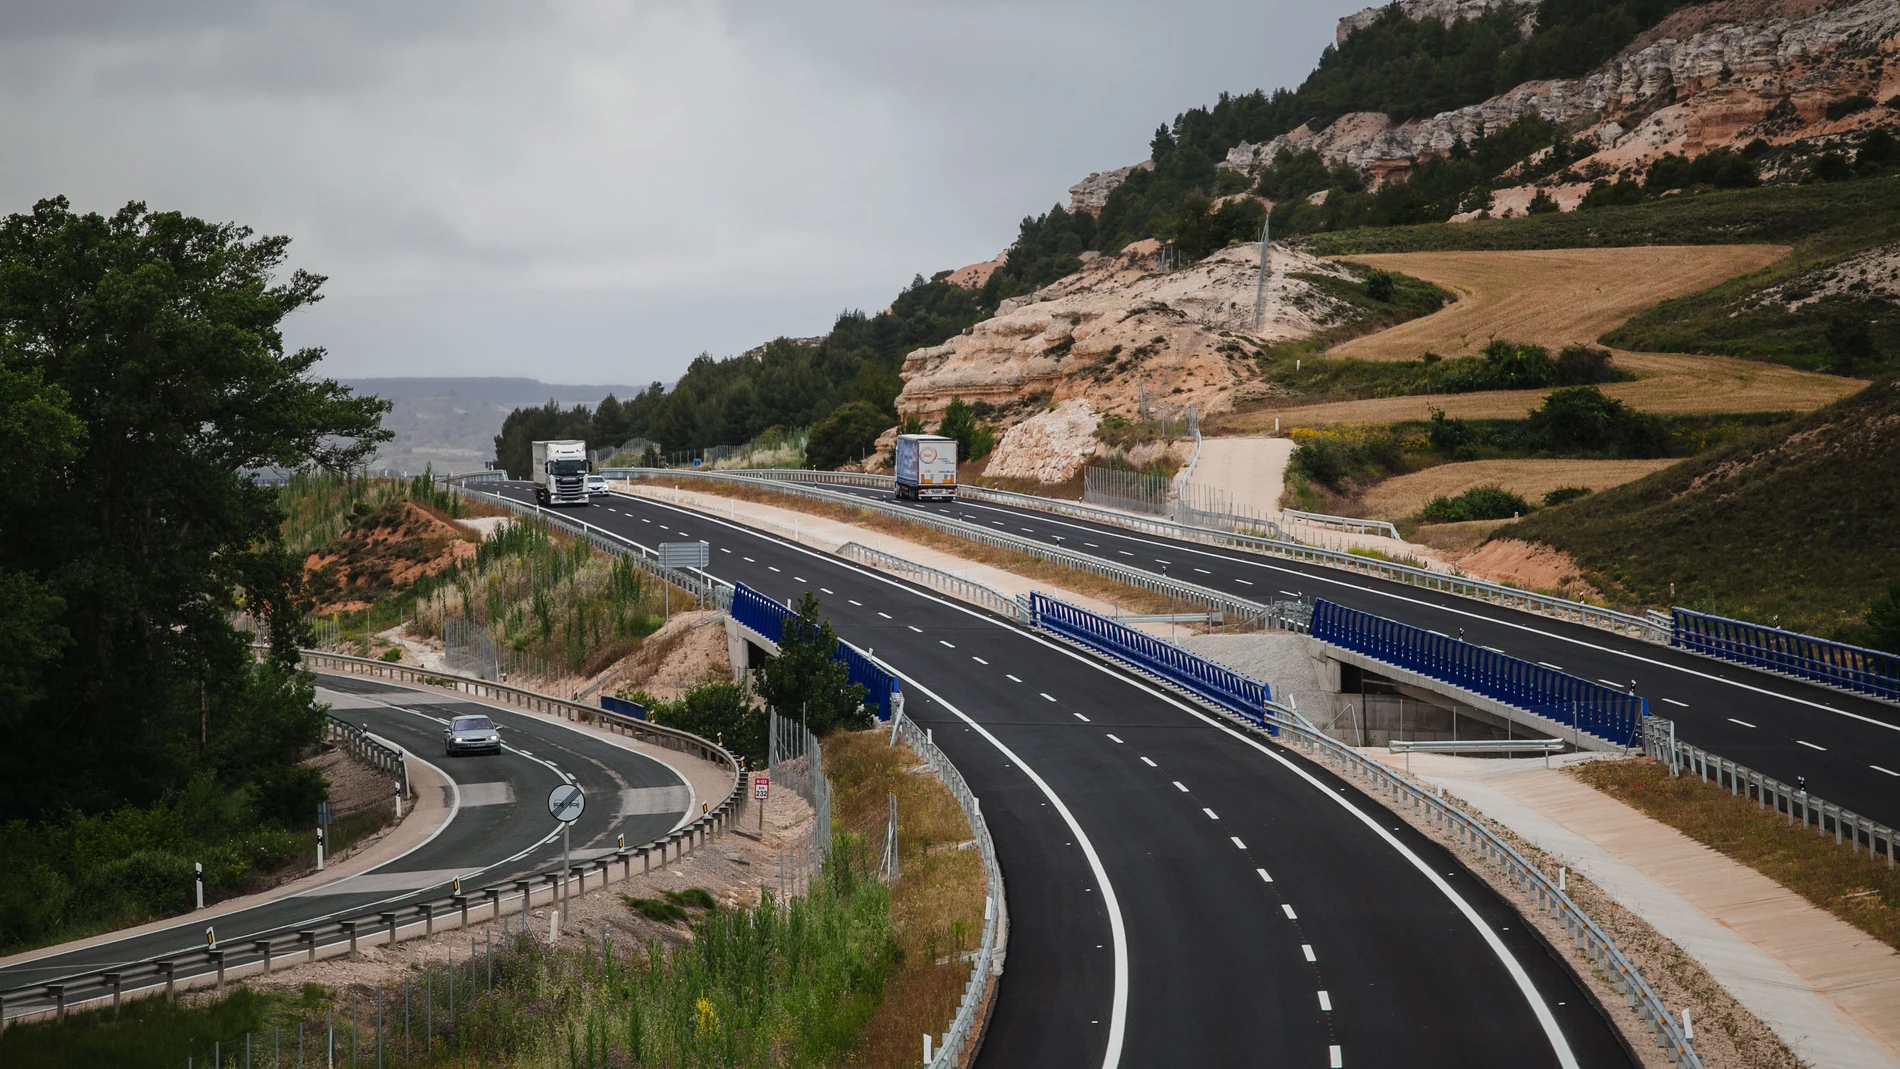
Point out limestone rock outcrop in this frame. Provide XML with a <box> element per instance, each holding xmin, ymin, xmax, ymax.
<box><xmin>982</xmin><ymin>399</ymin><xmax>1102</xmax><ymax>483</ymax></box>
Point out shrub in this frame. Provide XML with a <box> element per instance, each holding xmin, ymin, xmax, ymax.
<box><xmin>807</xmin><ymin>400</ymin><xmax>890</xmax><ymax>471</ymax></box>
<box><xmin>1426</xmin><ymin>408</ymin><xmax>1478</xmax><ymax>458</ymax></box>
<box><xmin>646</xmin><ymin>680</ymin><xmax>765</xmax><ymax>767</ymax></box>
<box><xmin>1542</xmin><ymin>486</ymin><xmax>1594</xmax><ymax>507</ymax></box>
<box><xmin>1811</xmin><ymin>153</ymin><xmax>1853</xmax><ymax>183</ymax></box>
<box><xmin>1365</xmin><ymin>269</ymin><xmax>1396</xmax><ymax>302</ymax></box>
<box><xmin>1527</xmin><ymin>386</ymin><xmax>1672</xmax><ymax>457</ymax></box>
<box><xmin>1526</xmin><ymin>189</ymin><xmax>1560</xmax><ymax>214</ymax></box>
<box><xmin>1551</xmin><ymin>345</ymin><xmax>1625</xmax><ymax>386</ymax></box>
<box><xmin>1579</xmin><ymin>178</ymin><xmax>1644</xmax><ymax>210</ymax></box>
<box><xmin>1825</xmin><ymin>94</ymin><xmax>1876</xmax><ymax>121</ymax></box>
<box><xmin>1824</xmin><ymin>314</ymin><xmax>1880</xmax><ymax>373</ymax></box>
<box><xmin>1479</xmin><ymin>339</ymin><xmax>1554</xmax><ymax>388</ymax></box>
<box><xmin>1421</xmin><ymin>485</ymin><xmax>1532</xmax><ymax>522</ymax></box>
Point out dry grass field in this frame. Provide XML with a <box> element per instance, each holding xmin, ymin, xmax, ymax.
<box><xmin>1329</xmin><ymin>245</ymin><xmax>1790</xmax><ymax>360</ymax></box>
<box><xmin>1359</xmin><ymin>458</ymin><xmax>1680</xmax><ymax>519</ymax></box>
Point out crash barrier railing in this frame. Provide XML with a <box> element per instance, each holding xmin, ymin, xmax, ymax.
<box><xmin>448</xmin><ymin>482</ymin><xmax>725</xmax><ymax>606</ymax></box>
<box><xmin>1672</xmin><ymin>607</ymin><xmax>1900</xmax><ymax>704</ymax></box>
<box><xmin>0</xmin><ymin>653</ymin><xmax>743</xmax><ymax>1030</ymax></box>
<box><xmin>326</xmin><ymin>716</ymin><xmax>410</xmax><ymax>797</ymax></box>
<box><xmin>1645</xmin><ymin>716</ymin><xmax>1894</xmax><ymax>865</ymax></box>
<box><xmin>1263</xmin><ymin>708</ymin><xmax>1702</xmax><ymax>1066</ymax></box>
<box><xmin>1281</xmin><ymin>508</ymin><xmax>1402</xmax><ymax>540</ymax></box>
<box><xmin>1389</xmin><ymin>738</ymin><xmax>1566</xmax><ymax>755</ymax></box>
<box><xmin>1312</xmin><ymin>599</ymin><xmax>1649</xmax><ymax>748</ymax></box>
<box><xmin>730</xmin><ymin>583</ymin><xmax>900</xmax><ymax>721</ymax></box>
<box><xmin>679</xmin><ymin>468</ymin><xmax>1673</xmax><ymax>644</ymax></box>
<box><xmin>767</xmin><ymin>708</ymin><xmax>833</xmax><ymax>857</ymax></box>
<box><xmin>894</xmin><ymin>712</ymin><xmax>1006</xmax><ymax>1069</ymax></box>
<box><xmin>609</xmin><ymin>468</ymin><xmax>1286</xmax><ymax>629</ymax></box>
<box><xmin>836</xmin><ymin>541</ymin><xmax>1030</xmax><ymax>622</ymax></box>
<box><xmin>1029</xmin><ymin>593</ymin><xmax>1277</xmax><ymax>732</ymax></box>
<box><xmin>599</xmin><ymin>694</ymin><xmax>647</xmax><ymax>720</ymax></box>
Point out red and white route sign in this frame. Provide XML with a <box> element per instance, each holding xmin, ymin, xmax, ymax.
<box><xmin>753</xmin><ymin>775</ymin><xmax>770</xmax><ymax>801</ymax></box>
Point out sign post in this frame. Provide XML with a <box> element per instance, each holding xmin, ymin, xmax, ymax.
<box><xmin>658</xmin><ymin>542</ymin><xmax>711</xmax><ymax>619</ymax></box>
<box><xmin>547</xmin><ymin>784</ymin><xmax>586</xmax><ymax>921</ymax></box>
<box><xmin>753</xmin><ymin>774</ymin><xmax>770</xmax><ymax>832</ymax></box>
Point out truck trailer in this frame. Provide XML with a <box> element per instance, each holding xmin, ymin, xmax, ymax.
<box><xmin>532</xmin><ymin>440</ymin><xmax>590</xmax><ymax>507</ymax></box>
<box><xmin>894</xmin><ymin>434</ymin><xmax>957</xmax><ymax>501</ymax></box>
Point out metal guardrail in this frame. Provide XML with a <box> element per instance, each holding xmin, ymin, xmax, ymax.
<box><xmin>674</xmin><ymin>468</ymin><xmax>1670</xmax><ymax>644</ymax></box>
<box><xmin>1645</xmin><ymin>716</ymin><xmax>1894</xmax><ymax>866</ymax></box>
<box><xmin>606</xmin><ymin>468</ymin><xmax>1286</xmax><ymax>629</ymax></box>
<box><xmin>1388</xmin><ymin>738</ymin><xmax>1565</xmax><ymax>754</ymax></box>
<box><xmin>1672</xmin><ymin>607</ymin><xmax>1900</xmax><ymax>704</ymax></box>
<box><xmin>326</xmin><ymin>716</ymin><xmax>410</xmax><ymax>797</ymax></box>
<box><xmin>451</xmin><ymin>482</ymin><xmax>727</xmax><ymax>606</ymax></box>
<box><xmin>836</xmin><ymin>542</ymin><xmax>1029</xmax><ymax>622</ymax></box>
<box><xmin>1312</xmin><ymin>599</ymin><xmax>1649</xmax><ymax>748</ymax></box>
<box><xmin>1282</xmin><ymin>508</ymin><xmax>1402</xmax><ymax>540</ymax></box>
<box><xmin>1030</xmin><ymin>592</ymin><xmax>1276</xmax><ymax>732</ymax></box>
<box><xmin>895</xmin><ymin>713</ymin><xmax>1006</xmax><ymax>1069</ymax></box>
<box><xmin>0</xmin><ymin>651</ymin><xmax>744</xmax><ymax>1029</ymax></box>
<box><xmin>1264</xmin><ymin>707</ymin><xmax>1703</xmax><ymax>1066</ymax></box>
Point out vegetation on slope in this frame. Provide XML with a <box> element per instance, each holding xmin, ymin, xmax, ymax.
<box><xmin>1498</xmin><ymin>378</ymin><xmax>1900</xmax><ymax>640</ymax></box>
<box><xmin>0</xmin><ymin>198</ymin><xmax>388</xmax><ymax>951</ymax></box>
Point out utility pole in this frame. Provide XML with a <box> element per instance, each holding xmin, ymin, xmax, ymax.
<box><xmin>1251</xmin><ymin>211</ymin><xmax>1272</xmax><ymax>331</ymax></box>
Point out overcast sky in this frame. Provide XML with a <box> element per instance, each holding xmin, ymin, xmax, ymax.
<box><xmin>0</xmin><ymin>0</ymin><xmax>1365</xmax><ymax>386</ymax></box>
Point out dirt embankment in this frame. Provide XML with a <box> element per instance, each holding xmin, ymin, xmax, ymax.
<box><xmin>303</xmin><ymin>501</ymin><xmax>477</xmax><ymax>614</ymax></box>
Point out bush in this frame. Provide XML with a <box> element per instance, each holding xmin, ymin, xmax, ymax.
<box><xmin>645</xmin><ymin>680</ymin><xmax>765</xmax><ymax>767</ymax></box>
<box><xmin>1868</xmin><ymin>581</ymin><xmax>1900</xmax><ymax>655</ymax></box>
<box><xmin>1526</xmin><ymin>189</ymin><xmax>1560</xmax><ymax>214</ymax></box>
<box><xmin>1811</xmin><ymin>153</ymin><xmax>1853</xmax><ymax>183</ymax></box>
<box><xmin>1542</xmin><ymin>486</ymin><xmax>1594</xmax><ymax>507</ymax></box>
<box><xmin>1552</xmin><ymin>345</ymin><xmax>1622</xmax><ymax>386</ymax></box>
<box><xmin>1365</xmin><ymin>269</ymin><xmax>1396</xmax><ymax>302</ymax></box>
<box><xmin>1527</xmin><ymin>386</ymin><xmax>1672</xmax><ymax>457</ymax></box>
<box><xmin>1579</xmin><ymin>178</ymin><xmax>1644</xmax><ymax>210</ymax></box>
<box><xmin>1825</xmin><ymin>314</ymin><xmax>1880</xmax><ymax>373</ymax></box>
<box><xmin>1420</xmin><ymin>485</ymin><xmax>1532</xmax><ymax>522</ymax></box>
<box><xmin>806</xmin><ymin>400</ymin><xmax>890</xmax><ymax>471</ymax></box>
<box><xmin>1825</xmin><ymin>94</ymin><xmax>1876</xmax><ymax>121</ymax></box>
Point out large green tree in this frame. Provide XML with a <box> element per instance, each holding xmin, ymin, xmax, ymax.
<box><xmin>757</xmin><ymin>592</ymin><xmax>870</xmax><ymax>736</ymax></box>
<box><xmin>0</xmin><ymin>197</ymin><xmax>390</xmax><ymax>820</ymax></box>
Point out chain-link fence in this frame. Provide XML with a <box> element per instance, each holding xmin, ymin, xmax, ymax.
<box><xmin>767</xmin><ymin>708</ymin><xmax>832</xmax><ymax>859</ymax></box>
<box><xmin>1082</xmin><ymin>465</ymin><xmax>1171</xmax><ymax>515</ymax></box>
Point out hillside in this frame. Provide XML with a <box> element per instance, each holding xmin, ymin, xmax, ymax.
<box><xmin>1498</xmin><ymin>377</ymin><xmax>1900</xmax><ymax>638</ymax></box>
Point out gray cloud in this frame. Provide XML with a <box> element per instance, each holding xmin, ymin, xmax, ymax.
<box><xmin>0</xmin><ymin>0</ymin><xmax>1364</xmax><ymax>381</ymax></box>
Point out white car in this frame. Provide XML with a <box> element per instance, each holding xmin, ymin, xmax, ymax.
<box><xmin>587</xmin><ymin>475</ymin><xmax>609</xmax><ymax>497</ymax></box>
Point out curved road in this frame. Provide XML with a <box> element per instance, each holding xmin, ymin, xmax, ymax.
<box><xmin>487</xmin><ymin>482</ymin><xmax>1638</xmax><ymax>1069</ymax></box>
<box><xmin>0</xmin><ymin>674</ymin><xmax>693</xmax><ymax>1016</ymax></box>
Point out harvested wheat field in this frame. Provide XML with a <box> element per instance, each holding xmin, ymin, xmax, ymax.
<box><xmin>1218</xmin><ymin>349</ymin><xmax>1860</xmax><ymax>432</ymax></box>
<box><xmin>1359</xmin><ymin>459</ymin><xmax>1680</xmax><ymax>519</ymax></box>
<box><xmin>1329</xmin><ymin>245</ymin><xmax>1789</xmax><ymax>360</ymax></box>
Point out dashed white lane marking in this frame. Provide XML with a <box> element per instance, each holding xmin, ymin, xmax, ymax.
<box><xmin>1598</xmin><ymin>678</ymin><xmax>1624</xmax><ymax>687</ymax></box>
<box><xmin>1258</xmin><ymin>869</ymin><xmax>1274</xmax><ymax>883</ymax></box>
<box><xmin>1194</xmin><ymin>568</ymin><xmax>1210</xmax><ymax>574</ymax></box>
<box><xmin>1663</xmin><ymin>698</ymin><xmax>1689</xmax><ymax>707</ymax></box>
<box><xmin>793</xmin><ymin>575</ymin><xmax>806</xmax><ymax>582</ymax></box>
<box><xmin>1230</xmin><ymin>837</ymin><xmax>1247</xmax><ymax>850</ymax></box>
<box><xmin>1798</xmin><ymin>740</ymin><xmax>1827</xmax><ymax>751</ymax></box>
<box><xmin>820</xmin><ymin>587</ymin><xmax>834</xmax><ymax>594</ymax></box>
<box><xmin>742</xmin><ymin>555</ymin><xmax>754</xmax><ymax>562</ymax></box>
<box><xmin>1282</xmin><ymin>904</ymin><xmax>1298</xmax><ymax>920</ymax></box>
<box><xmin>1139</xmin><ymin>756</ymin><xmax>1156</xmax><ymax>767</ymax></box>
<box><xmin>877</xmin><ymin>611</ymin><xmax>891</xmax><ymax>619</ymax></box>
<box><xmin>1118</xmin><ymin>550</ymin><xmax>1134</xmax><ymax>556</ymax></box>
<box><xmin>1728</xmin><ymin>718</ymin><xmax>1756</xmax><ymax>728</ymax></box>
<box><xmin>1279</xmin><ymin>590</ymin><xmax>1300</xmax><ymax>598</ymax></box>
<box><xmin>1318</xmin><ymin>991</ymin><xmax>1332</xmax><ymax>1011</ymax></box>
<box><xmin>1234</xmin><ymin>578</ymin><xmax>1253</xmax><ymax>585</ymax></box>
<box><xmin>939</xmin><ymin>639</ymin><xmax>956</xmax><ymax>648</ymax></box>
<box><xmin>1106</xmin><ymin>734</ymin><xmax>1123</xmax><ymax>743</ymax></box>
<box><xmin>908</xmin><ymin>625</ymin><xmax>923</xmax><ymax>633</ymax></box>
<box><xmin>641</xmin><ymin>518</ymin><xmax>650</xmax><ymax>523</ymax></box>
<box><xmin>1007</xmin><ymin>674</ymin><xmax>1023</xmax><ymax>683</ymax></box>
<box><xmin>971</xmin><ymin>655</ymin><xmax>988</xmax><ymax>664</ymax></box>
<box><xmin>1873</xmin><ymin>765</ymin><xmax>1899</xmax><ymax>777</ymax></box>
<box><xmin>1074</xmin><ymin>712</ymin><xmax>1091</xmax><ymax>722</ymax></box>
<box><xmin>1154</xmin><ymin>559</ymin><xmax>1170</xmax><ymax>565</ymax></box>
<box><xmin>849</xmin><ymin>599</ymin><xmax>862</xmax><ymax>606</ymax></box>
<box><xmin>719</xmin><ymin>547</ymin><xmax>731</xmax><ymax>554</ymax></box>
<box><xmin>768</xmin><ymin>566</ymin><xmax>781</xmax><ymax>572</ymax></box>
<box><xmin>1330</xmin><ymin>1044</ymin><xmax>1344</xmax><ymax>1068</ymax></box>
<box><xmin>1302</xmin><ymin>944</ymin><xmax>1315</xmax><ymax>961</ymax></box>
<box><xmin>1172</xmin><ymin>781</ymin><xmax>1188</xmax><ymax>792</ymax></box>
<box><xmin>1040</xmin><ymin>692</ymin><xmax>1057</xmax><ymax>702</ymax></box>
<box><xmin>1020</xmin><ymin>527</ymin><xmax>1034</xmax><ymax>533</ymax></box>
<box><xmin>1084</xmin><ymin>542</ymin><xmax>1099</xmax><ymax>547</ymax></box>
<box><xmin>1202</xmin><ymin>808</ymin><xmax>1219</xmax><ymax>820</ymax></box>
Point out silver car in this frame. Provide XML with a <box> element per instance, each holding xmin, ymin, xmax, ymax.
<box><xmin>586</xmin><ymin>475</ymin><xmax>608</xmax><ymax>497</ymax></box>
<box><xmin>444</xmin><ymin>715</ymin><xmax>502</xmax><ymax>756</ymax></box>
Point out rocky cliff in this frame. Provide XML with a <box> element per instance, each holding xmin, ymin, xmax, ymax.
<box><xmin>1219</xmin><ymin>0</ymin><xmax>1899</xmax><ymax>193</ymax></box>
<box><xmin>894</xmin><ymin>240</ymin><xmax>1360</xmax><ymax>426</ymax></box>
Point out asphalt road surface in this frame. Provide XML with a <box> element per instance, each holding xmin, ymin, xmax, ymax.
<box><xmin>823</xmin><ymin>483</ymin><xmax>1900</xmax><ymax>830</ymax></box>
<box><xmin>0</xmin><ymin>675</ymin><xmax>692</xmax><ymax>1015</ymax></box>
<box><xmin>489</xmin><ymin>483</ymin><xmax>1639</xmax><ymax>1069</ymax></box>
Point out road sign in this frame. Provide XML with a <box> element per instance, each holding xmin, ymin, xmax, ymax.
<box><xmin>753</xmin><ymin>775</ymin><xmax>770</xmax><ymax>801</ymax></box>
<box><xmin>658</xmin><ymin>540</ymin><xmax>710</xmax><ymax>569</ymax></box>
<box><xmin>547</xmin><ymin>783</ymin><xmax>586</xmax><ymax>823</ymax></box>
<box><xmin>316</xmin><ymin>801</ymin><xmax>333</xmax><ymax>827</ymax></box>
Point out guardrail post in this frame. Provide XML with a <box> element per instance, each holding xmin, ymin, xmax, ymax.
<box><xmin>103</xmin><ymin>972</ymin><xmax>122</xmax><ymax>1010</ymax></box>
<box><xmin>158</xmin><ymin>960</ymin><xmax>177</xmax><ymax>999</ymax></box>
<box><xmin>297</xmin><ymin>930</ymin><xmax>316</xmax><ymax>963</ymax></box>
<box><xmin>46</xmin><ymin>984</ymin><xmax>64</xmax><ymax>1022</ymax></box>
<box><xmin>254</xmin><ymin>940</ymin><xmax>273</xmax><ymax>976</ymax></box>
<box><xmin>515</xmin><ymin>880</ymin><xmax>535</xmax><ymax>922</ymax></box>
<box><xmin>342</xmin><ymin>921</ymin><xmax>358</xmax><ymax>956</ymax></box>
<box><xmin>419</xmin><ymin>904</ymin><xmax>433</xmax><ymax>937</ymax></box>
<box><xmin>483</xmin><ymin>888</ymin><xmax>502</xmax><ymax>921</ymax></box>
<box><xmin>209</xmin><ymin>950</ymin><xmax>225</xmax><ymax>992</ymax></box>
<box><xmin>454</xmin><ymin>894</ymin><xmax>470</xmax><ymax>928</ymax></box>
<box><xmin>380</xmin><ymin>912</ymin><xmax>399</xmax><ymax>947</ymax></box>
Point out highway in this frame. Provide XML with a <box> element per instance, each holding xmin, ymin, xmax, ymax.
<box><xmin>818</xmin><ymin>483</ymin><xmax>1900</xmax><ymax>830</ymax></box>
<box><xmin>0</xmin><ymin>675</ymin><xmax>693</xmax><ymax>1013</ymax></box>
<box><xmin>487</xmin><ymin>482</ymin><xmax>1639</xmax><ymax>1069</ymax></box>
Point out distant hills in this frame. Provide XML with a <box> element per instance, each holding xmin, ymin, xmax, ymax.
<box><xmin>340</xmin><ymin>377</ymin><xmax>650</xmax><ymax>476</ymax></box>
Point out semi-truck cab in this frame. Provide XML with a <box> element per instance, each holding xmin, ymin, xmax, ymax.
<box><xmin>532</xmin><ymin>439</ymin><xmax>590</xmax><ymax>507</ymax></box>
<box><xmin>894</xmin><ymin>433</ymin><xmax>957</xmax><ymax>501</ymax></box>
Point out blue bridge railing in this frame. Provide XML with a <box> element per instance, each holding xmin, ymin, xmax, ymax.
<box><xmin>600</xmin><ymin>695</ymin><xmax>647</xmax><ymax>720</ymax></box>
<box><xmin>1030</xmin><ymin>592</ymin><xmax>1275</xmax><ymax>731</ymax></box>
<box><xmin>1312</xmin><ymin>599</ymin><xmax>1646</xmax><ymax>747</ymax></box>
<box><xmin>731</xmin><ymin>583</ymin><xmax>900</xmax><ymax>721</ymax></box>
<box><xmin>1673</xmin><ymin>608</ymin><xmax>1900</xmax><ymax>702</ymax></box>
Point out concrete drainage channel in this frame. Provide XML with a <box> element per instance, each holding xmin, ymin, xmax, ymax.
<box><xmin>0</xmin><ymin>653</ymin><xmax>743</xmax><ymax>1030</ymax></box>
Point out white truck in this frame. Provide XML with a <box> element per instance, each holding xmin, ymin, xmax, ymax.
<box><xmin>894</xmin><ymin>434</ymin><xmax>957</xmax><ymax>501</ymax></box>
<box><xmin>531</xmin><ymin>439</ymin><xmax>590</xmax><ymax>507</ymax></box>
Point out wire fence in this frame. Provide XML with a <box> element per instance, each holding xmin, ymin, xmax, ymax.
<box><xmin>1177</xmin><ymin>481</ymin><xmax>1280</xmax><ymax>535</ymax></box>
<box><xmin>768</xmin><ymin>708</ymin><xmax>832</xmax><ymax>859</ymax></box>
<box><xmin>1082</xmin><ymin>465</ymin><xmax>1170</xmax><ymax>515</ymax></box>
<box><xmin>441</xmin><ymin>616</ymin><xmax>555</xmax><ymax>684</ymax></box>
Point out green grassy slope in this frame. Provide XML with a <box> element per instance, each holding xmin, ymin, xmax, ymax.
<box><xmin>1497</xmin><ymin>378</ymin><xmax>1900</xmax><ymax>639</ymax></box>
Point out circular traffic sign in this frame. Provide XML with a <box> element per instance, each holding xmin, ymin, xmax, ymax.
<box><xmin>547</xmin><ymin>782</ymin><xmax>585</xmax><ymax>823</ymax></box>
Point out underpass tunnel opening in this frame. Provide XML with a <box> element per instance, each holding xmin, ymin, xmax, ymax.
<box><xmin>1330</xmin><ymin>663</ymin><xmax>1534</xmax><ymax>750</ymax></box>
